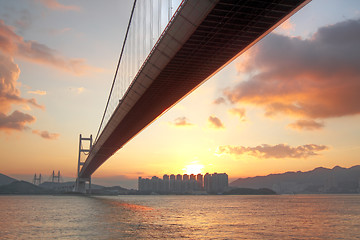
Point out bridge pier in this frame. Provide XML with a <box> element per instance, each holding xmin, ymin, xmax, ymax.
<box><xmin>74</xmin><ymin>134</ymin><xmax>92</xmax><ymax>194</ymax></box>
<box><xmin>75</xmin><ymin>177</ymin><xmax>91</xmax><ymax>194</ymax></box>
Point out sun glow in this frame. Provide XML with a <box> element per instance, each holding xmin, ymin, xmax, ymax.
<box><xmin>182</xmin><ymin>164</ymin><xmax>204</xmax><ymax>175</ymax></box>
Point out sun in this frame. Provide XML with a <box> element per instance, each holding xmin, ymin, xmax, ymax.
<box><xmin>182</xmin><ymin>164</ymin><xmax>204</xmax><ymax>175</ymax></box>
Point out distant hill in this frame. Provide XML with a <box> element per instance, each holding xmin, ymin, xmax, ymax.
<box><xmin>0</xmin><ymin>173</ymin><xmax>17</xmax><ymax>186</ymax></box>
<box><xmin>0</xmin><ymin>173</ymin><xmax>135</xmax><ymax>195</ymax></box>
<box><xmin>91</xmin><ymin>185</ymin><xmax>131</xmax><ymax>195</ymax></box>
<box><xmin>40</xmin><ymin>181</ymin><xmax>105</xmax><ymax>192</ymax></box>
<box><xmin>230</xmin><ymin>165</ymin><xmax>360</xmax><ymax>194</ymax></box>
<box><xmin>224</xmin><ymin>188</ymin><xmax>276</xmax><ymax>195</ymax></box>
<box><xmin>40</xmin><ymin>181</ymin><xmax>76</xmax><ymax>192</ymax></box>
<box><xmin>0</xmin><ymin>181</ymin><xmax>50</xmax><ymax>194</ymax></box>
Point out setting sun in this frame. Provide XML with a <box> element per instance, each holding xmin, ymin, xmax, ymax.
<box><xmin>182</xmin><ymin>163</ymin><xmax>204</xmax><ymax>175</ymax></box>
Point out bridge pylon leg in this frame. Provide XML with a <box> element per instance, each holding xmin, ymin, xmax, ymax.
<box><xmin>74</xmin><ymin>134</ymin><xmax>92</xmax><ymax>194</ymax></box>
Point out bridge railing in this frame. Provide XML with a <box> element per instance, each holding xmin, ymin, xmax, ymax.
<box><xmin>95</xmin><ymin>0</ymin><xmax>183</xmax><ymax>142</ymax></box>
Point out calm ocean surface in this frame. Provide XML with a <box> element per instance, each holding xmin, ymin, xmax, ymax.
<box><xmin>0</xmin><ymin>194</ymin><xmax>359</xmax><ymax>239</ymax></box>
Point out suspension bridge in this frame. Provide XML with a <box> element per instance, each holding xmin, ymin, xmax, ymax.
<box><xmin>75</xmin><ymin>0</ymin><xmax>311</xmax><ymax>193</ymax></box>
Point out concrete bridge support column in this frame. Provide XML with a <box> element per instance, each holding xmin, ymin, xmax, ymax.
<box><xmin>75</xmin><ymin>177</ymin><xmax>91</xmax><ymax>194</ymax></box>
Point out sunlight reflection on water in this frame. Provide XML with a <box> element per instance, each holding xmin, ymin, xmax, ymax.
<box><xmin>0</xmin><ymin>195</ymin><xmax>359</xmax><ymax>239</ymax></box>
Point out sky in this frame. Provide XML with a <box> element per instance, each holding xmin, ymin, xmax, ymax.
<box><xmin>0</xmin><ymin>0</ymin><xmax>359</xmax><ymax>189</ymax></box>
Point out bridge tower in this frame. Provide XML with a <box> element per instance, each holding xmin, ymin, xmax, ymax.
<box><xmin>75</xmin><ymin>134</ymin><xmax>92</xmax><ymax>193</ymax></box>
<box><xmin>33</xmin><ymin>173</ymin><xmax>41</xmax><ymax>185</ymax></box>
<box><xmin>52</xmin><ymin>170</ymin><xmax>61</xmax><ymax>183</ymax></box>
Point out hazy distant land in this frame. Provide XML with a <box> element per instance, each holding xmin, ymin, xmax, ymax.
<box><xmin>0</xmin><ymin>179</ymin><xmax>274</xmax><ymax>195</ymax></box>
<box><xmin>1</xmin><ymin>165</ymin><xmax>359</xmax><ymax>195</ymax></box>
<box><xmin>231</xmin><ymin>165</ymin><xmax>360</xmax><ymax>194</ymax></box>
<box><xmin>0</xmin><ymin>173</ymin><xmax>17</xmax><ymax>186</ymax></box>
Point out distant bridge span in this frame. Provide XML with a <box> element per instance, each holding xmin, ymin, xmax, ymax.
<box><xmin>76</xmin><ymin>0</ymin><xmax>310</xmax><ymax>191</ymax></box>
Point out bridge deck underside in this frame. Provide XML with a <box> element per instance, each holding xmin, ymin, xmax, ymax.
<box><xmin>80</xmin><ymin>0</ymin><xmax>308</xmax><ymax>178</ymax></box>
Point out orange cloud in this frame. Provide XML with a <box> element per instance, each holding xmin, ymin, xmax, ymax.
<box><xmin>37</xmin><ymin>0</ymin><xmax>80</xmax><ymax>11</ymax></box>
<box><xmin>0</xmin><ymin>52</ymin><xmax>44</xmax><ymax>114</ymax></box>
<box><xmin>208</xmin><ymin>116</ymin><xmax>224</xmax><ymax>129</ymax></box>
<box><xmin>213</xmin><ymin>97</ymin><xmax>226</xmax><ymax>105</ymax></box>
<box><xmin>225</xmin><ymin>19</ymin><xmax>360</xmax><ymax>121</ymax></box>
<box><xmin>288</xmin><ymin>119</ymin><xmax>324</xmax><ymax>131</ymax></box>
<box><xmin>32</xmin><ymin>130</ymin><xmax>60</xmax><ymax>140</ymax></box>
<box><xmin>28</xmin><ymin>90</ymin><xmax>47</xmax><ymax>95</ymax></box>
<box><xmin>228</xmin><ymin>108</ymin><xmax>246</xmax><ymax>122</ymax></box>
<box><xmin>69</xmin><ymin>87</ymin><xmax>85</xmax><ymax>94</ymax></box>
<box><xmin>217</xmin><ymin>144</ymin><xmax>328</xmax><ymax>159</ymax></box>
<box><xmin>0</xmin><ymin>52</ymin><xmax>43</xmax><ymax>133</ymax></box>
<box><xmin>172</xmin><ymin>117</ymin><xmax>194</xmax><ymax>127</ymax></box>
<box><xmin>274</xmin><ymin>19</ymin><xmax>296</xmax><ymax>36</ymax></box>
<box><xmin>280</xmin><ymin>20</ymin><xmax>295</xmax><ymax>31</ymax></box>
<box><xmin>0</xmin><ymin>110</ymin><xmax>35</xmax><ymax>131</ymax></box>
<box><xmin>0</xmin><ymin>20</ymin><xmax>96</xmax><ymax>75</ymax></box>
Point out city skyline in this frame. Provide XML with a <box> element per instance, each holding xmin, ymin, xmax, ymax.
<box><xmin>1</xmin><ymin>0</ymin><xmax>360</xmax><ymax>189</ymax></box>
<box><xmin>138</xmin><ymin>172</ymin><xmax>228</xmax><ymax>193</ymax></box>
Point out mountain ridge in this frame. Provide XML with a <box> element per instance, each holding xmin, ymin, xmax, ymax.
<box><xmin>0</xmin><ymin>173</ymin><xmax>17</xmax><ymax>186</ymax></box>
<box><xmin>0</xmin><ymin>180</ymin><xmax>49</xmax><ymax>194</ymax></box>
<box><xmin>230</xmin><ymin>165</ymin><xmax>360</xmax><ymax>194</ymax></box>
<box><xmin>0</xmin><ymin>173</ymin><xmax>132</xmax><ymax>195</ymax></box>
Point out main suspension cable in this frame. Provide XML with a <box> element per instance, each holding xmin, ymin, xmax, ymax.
<box><xmin>95</xmin><ymin>0</ymin><xmax>138</xmax><ymax>142</ymax></box>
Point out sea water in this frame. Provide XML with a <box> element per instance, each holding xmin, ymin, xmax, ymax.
<box><xmin>0</xmin><ymin>194</ymin><xmax>359</xmax><ymax>239</ymax></box>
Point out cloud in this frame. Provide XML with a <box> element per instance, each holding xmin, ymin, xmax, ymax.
<box><xmin>0</xmin><ymin>20</ymin><xmax>96</xmax><ymax>75</ymax></box>
<box><xmin>14</xmin><ymin>10</ymin><xmax>32</xmax><ymax>32</ymax></box>
<box><xmin>28</xmin><ymin>90</ymin><xmax>47</xmax><ymax>95</ymax></box>
<box><xmin>0</xmin><ymin>52</ymin><xmax>43</xmax><ymax>133</ymax></box>
<box><xmin>217</xmin><ymin>144</ymin><xmax>328</xmax><ymax>159</ymax></box>
<box><xmin>0</xmin><ymin>52</ymin><xmax>44</xmax><ymax>114</ymax></box>
<box><xmin>75</xmin><ymin>87</ymin><xmax>84</xmax><ymax>94</ymax></box>
<box><xmin>0</xmin><ymin>110</ymin><xmax>35</xmax><ymax>131</ymax></box>
<box><xmin>51</xmin><ymin>28</ymin><xmax>71</xmax><ymax>35</ymax></box>
<box><xmin>172</xmin><ymin>117</ymin><xmax>193</xmax><ymax>127</ymax></box>
<box><xmin>213</xmin><ymin>97</ymin><xmax>226</xmax><ymax>105</ymax></box>
<box><xmin>274</xmin><ymin>19</ymin><xmax>295</xmax><ymax>35</ymax></box>
<box><xmin>288</xmin><ymin>119</ymin><xmax>324</xmax><ymax>131</ymax></box>
<box><xmin>224</xmin><ymin>18</ymin><xmax>360</xmax><ymax>120</ymax></box>
<box><xmin>208</xmin><ymin>116</ymin><xmax>224</xmax><ymax>129</ymax></box>
<box><xmin>228</xmin><ymin>108</ymin><xmax>246</xmax><ymax>121</ymax></box>
<box><xmin>32</xmin><ymin>130</ymin><xmax>60</xmax><ymax>140</ymax></box>
<box><xmin>69</xmin><ymin>87</ymin><xmax>85</xmax><ymax>94</ymax></box>
<box><xmin>37</xmin><ymin>0</ymin><xmax>80</xmax><ymax>11</ymax></box>
<box><xmin>280</xmin><ymin>20</ymin><xmax>295</xmax><ymax>31</ymax></box>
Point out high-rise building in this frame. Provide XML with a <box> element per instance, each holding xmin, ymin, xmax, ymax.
<box><xmin>209</xmin><ymin>173</ymin><xmax>228</xmax><ymax>193</ymax></box>
<box><xmin>190</xmin><ymin>174</ymin><xmax>196</xmax><ymax>191</ymax></box>
<box><xmin>211</xmin><ymin>173</ymin><xmax>218</xmax><ymax>193</ymax></box>
<box><xmin>202</xmin><ymin>173</ymin><xmax>228</xmax><ymax>193</ymax></box>
<box><xmin>196</xmin><ymin>173</ymin><xmax>203</xmax><ymax>190</ymax></box>
<box><xmin>163</xmin><ymin>174</ymin><xmax>169</xmax><ymax>192</ymax></box>
<box><xmin>218</xmin><ymin>173</ymin><xmax>228</xmax><ymax>192</ymax></box>
<box><xmin>176</xmin><ymin>174</ymin><xmax>182</xmax><ymax>192</ymax></box>
<box><xmin>151</xmin><ymin>176</ymin><xmax>162</xmax><ymax>192</ymax></box>
<box><xmin>138</xmin><ymin>172</ymin><xmax>227</xmax><ymax>194</ymax></box>
<box><xmin>138</xmin><ymin>177</ymin><xmax>143</xmax><ymax>191</ymax></box>
<box><xmin>204</xmin><ymin>173</ymin><xmax>211</xmax><ymax>192</ymax></box>
<box><xmin>169</xmin><ymin>174</ymin><xmax>175</xmax><ymax>192</ymax></box>
<box><xmin>183</xmin><ymin>174</ymin><xmax>189</xmax><ymax>192</ymax></box>
<box><xmin>138</xmin><ymin>177</ymin><xmax>152</xmax><ymax>192</ymax></box>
